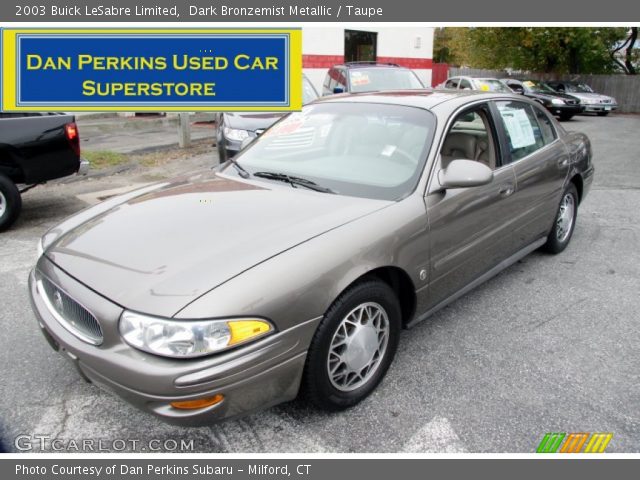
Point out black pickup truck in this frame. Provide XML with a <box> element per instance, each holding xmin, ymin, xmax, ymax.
<box><xmin>0</xmin><ymin>113</ymin><xmax>87</xmax><ymax>231</ymax></box>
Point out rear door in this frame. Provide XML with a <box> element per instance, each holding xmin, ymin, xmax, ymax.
<box><xmin>491</xmin><ymin>100</ymin><xmax>570</xmax><ymax>247</ymax></box>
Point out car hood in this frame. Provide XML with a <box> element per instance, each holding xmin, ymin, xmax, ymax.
<box><xmin>46</xmin><ymin>171</ymin><xmax>391</xmax><ymax>317</ymax></box>
<box><xmin>223</xmin><ymin>112</ymin><xmax>285</xmax><ymax>133</ymax></box>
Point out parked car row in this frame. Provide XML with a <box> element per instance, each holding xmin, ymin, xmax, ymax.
<box><xmin>440</xmin><ymin>75</ymin><xmax>618</xmax><ymax>120</ymax></box>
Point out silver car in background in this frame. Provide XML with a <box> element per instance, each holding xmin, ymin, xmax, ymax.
<box><xmin>546</xmin><ymin>81</ymin><xmax>618</xmax><ymax>116</ymax></box>
<box><xmin>30</xmin><ymin>90</ymin><xmax>594</xmax><ymax>425</ymax></box>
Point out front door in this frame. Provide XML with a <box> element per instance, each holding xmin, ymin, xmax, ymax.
<box><xmin>420</xmin><ymin>103</ymin><xmax>520</xmax><ymax>312</ymax></box>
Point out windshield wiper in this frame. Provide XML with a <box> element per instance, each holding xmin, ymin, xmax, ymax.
<box><xmin>227</xmin><ymin>157</ymin><xmax>250</xmax><ymax>179</ymax></box>
<box><xmin>254</xmin><ymin>171</ymin><xmax>336</xmax><ymax>194</ymax></box>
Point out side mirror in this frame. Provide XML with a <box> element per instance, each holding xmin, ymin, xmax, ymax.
<box><xmin>333</xmin><ymin>87</ymin><xmax>345</xmax><ymax>94</ymax></box>
<box><xmin>240</xmin><ymin>136</ymin><xmax>255</xmax><ymax>150</ymax></box>
<box><xmin>439</xmin><ymin>159</ymin><xmax>493</xmax><ymax>189</ymax></box>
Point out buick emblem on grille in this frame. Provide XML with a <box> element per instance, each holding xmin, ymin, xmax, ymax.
<box><xmin>53</xmin><ymin>290</ymin><xmax>64</xmax><ymax>314</ymax></box>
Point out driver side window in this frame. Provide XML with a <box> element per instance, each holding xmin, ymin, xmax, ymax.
<box><xmin>440</xmin><ymin>105</ymin><xmax>498</xmax><ymax>171</ymax></box>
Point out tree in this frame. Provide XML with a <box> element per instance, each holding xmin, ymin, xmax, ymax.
<box><xmin>611</xmin><ymin>27</ymin><xmax>638</xmax><ymax>75</ymax></box>
<box><xmin>435</xmin><ymin>27</ymin><xmax>633</xmax><ymax>74</ymax></box>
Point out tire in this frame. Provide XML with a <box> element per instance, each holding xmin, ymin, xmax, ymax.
<box><xmin>0</xmin><ymin>174</ymin><xmax>22</xmax><ymax>232</ymax></box>
<box><xmin>559</xmin><ymin>113</ymin><xmax>574</xmax><ymax>121</ymax></box>
<box><xmin>301</xmin><ymin>279</ymin><xmax>401</xmax><ymax>411</ymax></box>
<box><xmin>597</xmin><ymin>112</ymin><xmax>609</xmax><ymax>117</ymax></box>
<box><xmin>542</xmin><ymin>183</ymin><xmax>578</xmax><ymax>254</ymax></box>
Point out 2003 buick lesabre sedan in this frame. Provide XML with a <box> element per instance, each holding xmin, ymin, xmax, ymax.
<box><xmin>30</xmin><ymin>90</ymin><xmax>594</xmax><ymax>425</ymax></box>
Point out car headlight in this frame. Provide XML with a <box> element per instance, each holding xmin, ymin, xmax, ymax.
<box><xmin>119</xmin><ymin>311</ymin><xmax>273</xmax><ymax>358</ymax></box>
<box><xmin>551</xmin><ymin>98</ymin><xmax>566</xmax><ymax>105</ymax></box>
<box><xmin>222</xmin><ymin>126</ymin><xmax>249</xmax><ymax>142</ymax></box>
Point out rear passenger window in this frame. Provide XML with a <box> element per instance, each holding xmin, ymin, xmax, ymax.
<box><xmin>532</xmin><ymin>105</ymin><xmax>557</xmax><ymax>145</ymax></box>
<box><xmin>495</xmin><ymin>101</ymin><xmax>546</xmax><ymax>162</ymax></box>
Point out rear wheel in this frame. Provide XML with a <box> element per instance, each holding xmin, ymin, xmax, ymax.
<box><xmin>301</xmin><ymin>279</ymin><xmax>401</xmax><ymax>411</ymax></box>
<box><xmin>0</xmin><ymin>174</ymin><xmax>22</xmax><ymax>232</ymax></box>
<box><xmin>543</xmin><ymin>183</ymin><xmax>578</xmax><ymax>254</ymax></box>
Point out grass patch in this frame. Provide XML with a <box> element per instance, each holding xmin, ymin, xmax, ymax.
<box><xmin>83</xmin><ymin>150</ymin><xmax>129</xmax><ymax>169</ymax></box>
<box><xmin>136</xmin><ymin>139</ymin><xmax>213</xmax><ymax>168</ymax></box>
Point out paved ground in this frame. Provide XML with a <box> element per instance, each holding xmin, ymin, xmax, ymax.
<box><xmin>1</xmin><ymin>114</ymin><xmax>639</xmax><ymax>453</ymax></box>
<box><xmin>78</xmin><ymin>113</ymin><xmax>215</xmax><ymax>154</ymax></box>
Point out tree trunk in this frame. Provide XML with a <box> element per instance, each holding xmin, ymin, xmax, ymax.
<box><xmin>624</xmin><ymin>27</ymin><xmax>637</xmax><ymax>75</ymax></box>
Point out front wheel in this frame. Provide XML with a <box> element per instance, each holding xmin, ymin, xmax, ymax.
<box><xmin>0</xmin><ymin>174</ymin><xmax>22</xmax><ymax>232</ymax></box>
<box><xmin>597</xmin><ymin>112</ymin><xmax>609</xmax><ymax>117</ymax></box>
<box><xmin>542</xmin><ymin>183</ymin><xmax>578</xmax><ymax>254</ymax></box>
<box><xmin>301</xmin><ymin>279</ymin><xmax>401</xmax><ymax>411</ymax></box>
<box><xmin>559</xmin><ymin>113</ymin><xmax>574</xmax><ymax>121</ymax></box>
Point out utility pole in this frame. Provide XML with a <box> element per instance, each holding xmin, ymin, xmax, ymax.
<box><xmin>177</xmin><ymin>112</ymin><xmax>191</xmax><ymax>148</ymax></box>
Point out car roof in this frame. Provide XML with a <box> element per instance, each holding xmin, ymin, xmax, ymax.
<box><xmin>334</xmin><ymin>62</ymin><xmax>411</xmax><ymax>70</ymax></box>
<box><xmin>314</xmin><ymin>88</ymin><xmax>522</xmax><ymax>110</ymax></box>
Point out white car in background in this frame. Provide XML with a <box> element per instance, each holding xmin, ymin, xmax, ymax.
<box><xmin>439</xmin><ymin>76</ymin><xmax>512</xmax><ymax>93</ymax></box>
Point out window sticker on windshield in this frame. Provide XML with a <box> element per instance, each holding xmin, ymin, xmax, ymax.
<box><xmin>381</xmin><ymin>145</ymin><xmax>397</xmax><ymax>157</ymax></box>
<box><xmin>351</xmin><ymin>73</ymin><xmax>370</xmax><ymax>86</ymax></box>
<box><xmin>498</xmin><ymin>107</ymin><xmax>536</xmax><ymax>149</ymax></box>
<box><xmin>479</xmin><ymin>83</ymin><xmax>490</xmax><ymax>91</ymax></box>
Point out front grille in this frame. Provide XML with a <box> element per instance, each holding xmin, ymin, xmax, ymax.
<box><xmin>40</xmin><ymin>277</ymin><xmax>103</xmax><ymax>345</ymax></box>
<box><xmin>600</xmin><ymin>99</ymin><xmax>611</xmax><ymax>104</ymax></box>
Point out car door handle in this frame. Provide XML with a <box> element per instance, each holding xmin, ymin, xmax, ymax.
<box><xmin>498</xmin><ymin>184</ymin><xmax>515</xmax><ymax>197</ymax></box>
<box><xmin>558</xmin><ymin>157</ymin><xmax>569</xmax><ymax>168</ymax></box>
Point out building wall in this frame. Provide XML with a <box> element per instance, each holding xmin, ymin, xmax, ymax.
<box><xmin>302</xmin><ymin>27</ymin><xmax>434</xmax><ymax>93</ymax></box>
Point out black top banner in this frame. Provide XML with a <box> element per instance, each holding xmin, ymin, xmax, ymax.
<box><xmin>3</xmin><ymin>0</ymin><xmax>640</xmax><ymax>22</ymax></box>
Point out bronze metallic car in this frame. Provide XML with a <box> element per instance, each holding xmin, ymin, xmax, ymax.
<box><xmin>30</xmin><ymin>90</ymin><xmax>594</xmax><ymax>425</ymax></box>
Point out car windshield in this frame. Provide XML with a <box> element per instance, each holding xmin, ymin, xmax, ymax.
<box><xmin>477</xmin><ymin>79</ymin><xmax>511</xmax><ymax>92</ymax></box>
<box><xmin>226</xmin><ymin>102</ymin><xmax>435</xmax><ymax>201</ymax></box>
<box><xmin>348</xmin><ymin>68</ymin><xmax>424</xmax><ymax>93</ymax></box>
<box><xmin>522</xmin><ymin>80</ymin><xmax>556</xmax><ymax>93</ymax></box>
<box><xmin>302</xmin><ymin>77</ymin><xmax>319</xmax><ymax>104</ymax></box>
<box><xmin>564</xmin><ymin>83</ymin><xmax>594</xmax><ymax>93</ymax></box>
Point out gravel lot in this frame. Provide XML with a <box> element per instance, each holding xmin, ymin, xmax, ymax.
<box><xmin>1</xmin><ymin>114</ymin><xmax>638</xmax><ymax>453</ymax></box>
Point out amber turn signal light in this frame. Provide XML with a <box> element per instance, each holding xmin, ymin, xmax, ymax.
<box><xmin>170</xmin><ymin>394</ymin><xmax>224</xmax><ymax>410</ymax></box>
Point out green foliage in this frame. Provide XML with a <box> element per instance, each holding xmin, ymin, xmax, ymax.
<box><xmin>435</xmin><ymin>27</ymin><xmax>632</xmax><ymax>74</ymax></box>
